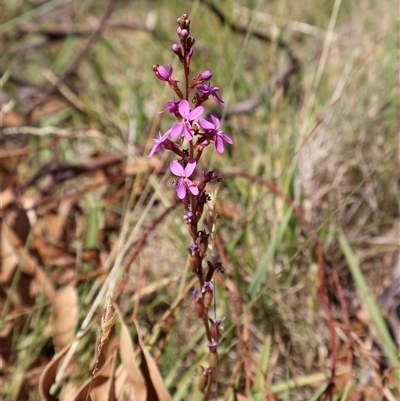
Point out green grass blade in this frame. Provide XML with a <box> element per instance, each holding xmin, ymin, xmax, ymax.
<box><xmin>85</xmin><ymin>193</ymin><xmax>99</xmax><ymax>249</ymax></box>
<box><xmin>270</xmin><ymin>372</ymin><xmax>328</xmax><ymax>393</ymax></box>
<box><xmin>248</xmin><ymin>206</ymin><xmax>293</xmax><ymax>300</ymax></box>
<box><xmin>338</xmin><ymin>229</ymin><xmax>399</xmax><ymax>374</ymax></box>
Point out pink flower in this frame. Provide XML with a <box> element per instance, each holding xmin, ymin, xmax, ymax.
<box><xmin>170</xmin><ymin>159</ymin><xmax>199</xmax><ymax>199</ymax></box>
<box><xmin>148</xmin><ymin>130</ymin><xmax>170</xmax><ymax>158</ymax></box>
<box><xmin>153</xmin><ymin>63</ymin><xmax>173</xmax><ymax>81</ymax></box>
<box><xmin>198</xmin><ymin>114</ymin><xmax>233</xmax><ymax>153</ymax></box>
<box><xmin>158</xmin><ymin>100</ymin><xmax>180</xmax><ymax>115</ymax></box>
<box><xmin>170</xmin><ymin>99</ymin><xmax>204</xmax><ymax>141</ymax></box>
<box><xmin>197</xmin><ymin>83</ymin><xmax>224</xmax><ymax>104</ymax></box>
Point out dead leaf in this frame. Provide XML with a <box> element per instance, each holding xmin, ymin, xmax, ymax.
<box><xmin>89</xmin><ymin>348</ymin><xmax>117</xmax><ymax>401</ymax></box>
<box><xmin>1</xmin><ymin>209</ymin><xmax>55</xmax><ymax>302</ymax></box>
<box><xmin>0</xmin><ymin>188</ymin><xmax>15</xmax><ymax>210</ymax></box>
<box><xmin>32</xmin><ymin>235</ymin><xmax>76</xmax><ymax>266</ymax></box>
<box><xmin>115</xmin><ymin>305</ymin><xmax>147</xmax><ymax>401</ymax></box>
<box><xmin>2</xmin><ymin>109</ymin><xmax>24</xmax><ymax>127</ymax></box>
<box><xmin>4</xmin><ymin>205</ymin><xmax>31</xmax><ymax>244</ymax></box>
<box><xmin>134</xmin><ymin>320</ymin><xmax>172</xmax><ymax>401</ymax></box>
<box><xmin>39</xmin><ymin>344</ymin><xmax>71</xmax><ymax>401</ymax></box>
<box><xmin>59</xmin><ymin>382</ymin><xmax>81</xmax><ymax>401</ymax></box>
<box><xmin>236</xmin><ymin>394</ymin><xmax>253</xmax><ymax>401</ymax></box>
<box><xmin>43</xmin><ymin>213</ymin><xmax>67</xmax><ymax>243</ymax></box>
<box><xmin>70</xmin><ymin>331</ymin><xmax>119</xmax><ymax>401</ymax></box>
<box><xmin>114</xmin><ymin>365</ymin><xmax>130</xmax><ymax>401</ymax></box>
<box><xmin>51</xmin><ymin>283</ymin><xmax>79</xmax><ymax>353</ymax></box>
<box><xmin>0</xmin><ymin>218</ymin><xmax>19</xmax><ymax>283</ymax></box>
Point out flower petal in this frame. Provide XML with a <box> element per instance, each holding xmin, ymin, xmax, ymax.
<box><xmin>170</xmin><ymin>122</ymin><xmax>183</xmax><ymax>138</ymax></box>
<box><xmin>176</xmin><ymin>181</ymin><xmax>186</xmax><ymax>199</ymax></box>
<box><xmin>170</xmin><ymin>160</ymin><xmax>185</xmax><ymax>177</ymax></box>
<box><xmin>198</xmin><ymin>118</ymin><xmax>214</xmax><ymax>131</ymax></box>
<box><xmin>184</xmin><ymin>160</ymin><xmax>197</xmax><ymax>177</ymax></box>
<box><xmin>189</xmin><ymin>185</ymin><xmax>199</xmax><ymax>196</ymax></box>
<box><xmin>148</xmin><ymin>144</ymin><xmax>159</xmax><ymax>158</ymax></box>
<box><xmin>214</xmin><ymin>136</ymin><xmax>224</xmax><ymax>153</ymax></box>
<box><xmin>183</xmin><ymin>125</ymin><xmax>193</xmax><ymax>141</ymax></box>
<box><xmin>212</xmin><ymin>92</ymin><xmax>224</xmax><ymax>105</ymax></box>
<box><xmin>220</xmin><ymin>132</ymin><xmax>233</xmax><ymax>144</ymax></box>
<box><xmin>210</xmin><ymin>114</ymin><xmax>220</xmax><ymax>129</ymax></box>
<box><xmin>188</xmin><ymin>106</ymin><xmax>204</xmax><ymax>120</ymax></box>
<box><xmin>178</xmin><ymin>99</ymin><xmax>190</xmax><ymax>118</ymax></box>
<box><xmin>148</xmin><ymin>131</ymin><xmax>169</xmax><ymax>158</ymax></box>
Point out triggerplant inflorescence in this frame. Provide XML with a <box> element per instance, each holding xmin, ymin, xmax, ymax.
<box><xmin>148</xmin><ymin>13</ymin><xmax>233</xmax><ymax>398</ymax></box>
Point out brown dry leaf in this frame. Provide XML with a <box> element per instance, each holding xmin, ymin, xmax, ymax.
<box><xmin>114</xmin><ymin>364</ymin><xmax>130</xmax><ymax>401</ymax></box>
<box><xmin>69</xmin><ymin>356</ymin><xmax>116</xmax><ymax>401</ymax></box>
<box><xmin>70</xmin><ymin>330</ymin><xmax>119</xmax><ymax>401</ymax></box>
<box><xmin>114</xmin><ymin>305</ymin><xmax>147</xmax><ymax>401</ymax></box>
<box><xmin>236</xmin><ymin>394</ymin><xmax>253</xmax><ymax>401</ymax></box>
<box><xmin>0</xmin><ymin>218</ymin><xmax>19</xmax><ymax>283</ymax></box>
<box><xmin>39</xmin><ymin>344</ymin><xmax>71</xmax><ymax>401</ymax></box>
<box><xmin>51</xmin><ymin>283</ymin><xmax>79</xmax><ymax>353</ymax></box>
<box><xmin>58</xmin><ymin>381</ymin><xmax>81</xmax><ymax>401</ymax></box>
<box><xmin>1</xmin><ymin>208</ymin><xmax>55</xmax><ymax>302</ymax></box>
<box><xmin>0</xmin><ymin>188</ymin><xmax>15</xmax><ymax>210</ymax></box>
<box><xmin>89</xmin><ymin>348</ymin><xmax>117</xmax><ymax>401</ymax></box>
<box><xmin>31</xmin><ymin>235</ymin><xmax>75</xmax><ymax>266</ymax></box>
<box><xmin>2</xmin><ymin>109</ymin><xmax>24</xmax><ymax>126</ymax></box>
<box><xmin>134</xmin><ymin>320</ymin><xmax>172</xmax><ymax>401</ymax></box>
<box><xmin>3</xmin><ymin>205</ymin><xmax>31</xmax><ymax>244</ymax></box>
<box><xmin>44</xmin><ymin>212</ymin><xmax>67</xmax><ymax>243</ymax></box>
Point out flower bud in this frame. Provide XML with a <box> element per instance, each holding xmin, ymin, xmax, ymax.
<box><xmin>187</xmin><ymin>36</ymin><xmax>195</xmax><ymax>49</ymax></box>
<box><xmin>210</xmin><ymin>317</ymin><xmax>225</xmax><ymax>342</ymax></box>
<box><xmin>177</xmin><ymin>13</ymin><xmax>190</xmax><ymax>29</ymax></box>
<box><xmin>204</xmin><ymin>170</ymin><xmax>218</xmax><ymax>182</ymax></box>
<box><xmin>192</xmin><ymin>290</ymin><xmax>204</xmax><ymax>318</ymax></box>
<box><xmin>200</xmin><ymin>70</ymin><xmax>212</xmax><ymax>81</ymax></box>
<box><xmin>153</xmin><ymin>63</ymin><xmax>173</xmax><ymax>82</ymax></box>
<box><xmin>215</xmin><ymin>262</ymin><xmax>225</xmax><ymax>274</ymax></box>
<box><xmin>202</xmin><ymin>282</ymin><xmax>213</xmax><ymax>309</ymax></box>
<box><xmin>198</xmin><ymin>366</ymin><xmax>211</xmax><ymax>394</ymax></box>
<box><xmin>205</xmin><ymin>261</ymin><xmax>215</xmax><ymax>282</ymax></box>
<box><xmin>197</xmin><ymin>229</ymin><xmax>209</xmax><ymax>256</ymax></box>
<box><xmin>207</xmin><ymin>342</ymin><xmax>218</xmax><ymax>369</ymax></box>
<box><xmin>188</xmin><ymin>243</ymin><xmax>201</xmax><ymax>273</ymax></box>
<box><xmin>209</xmin><ymin>351</ymin><xmax>218</xmax><ymax>369</ymax></box>
<box><xmin>183</xmin><ymin>206</ymin><xmax>193</xmax><ymax>224</ymax></box>
<box><xmin>172</xmin><ymin>43</ymin><xmax>183</xmax><ymax>59</ymax></box>
<box><xmin>177</xmin><ymin>27</ymin><xmax>188</xmax><ymax>38</ymax></box>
